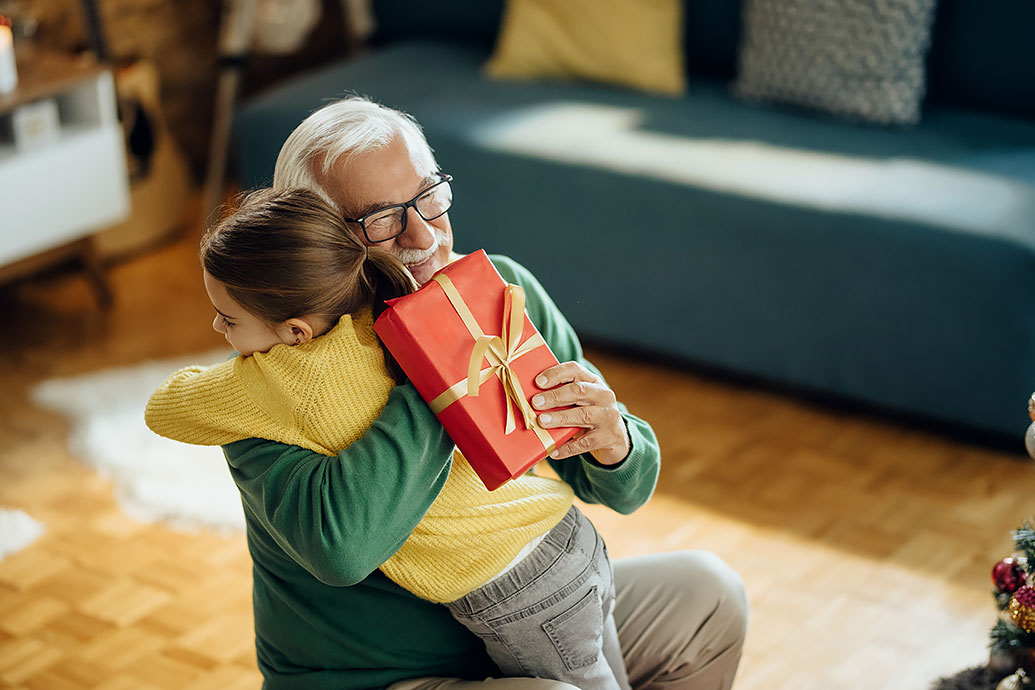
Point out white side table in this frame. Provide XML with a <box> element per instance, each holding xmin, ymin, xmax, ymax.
<box><xmin>0</xmin><ymin>52</ymin><xmax>130</xmax><ymax>307</ymax></box>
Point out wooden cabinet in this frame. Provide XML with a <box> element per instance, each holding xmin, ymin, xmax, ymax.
<box><xmin>0</xmin><ymin>52</ymin><xmax>130</xmax><ymax>304</ymax></box>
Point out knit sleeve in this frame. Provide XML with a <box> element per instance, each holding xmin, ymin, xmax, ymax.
<box><xmin>221</xmin><ymin>382</ymin><xmax>455</xmax><ymax>586</ymax></box>
<box><xmin>145</xmin><ymin>361</ymin><xmax>252</xmax><ymax>446</ymax></box>
<box><xmin>490</xmin><ymin>255</ymin><xmax>660</xmax><ymax>515</ymax></box>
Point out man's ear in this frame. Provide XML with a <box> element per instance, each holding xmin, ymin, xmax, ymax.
<box><xmin>278</xmin><ymin>317</ymin><xmax>318</xmax><ymax>346</ymax></box>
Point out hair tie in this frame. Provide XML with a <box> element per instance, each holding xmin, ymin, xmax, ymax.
<box><xmin>364</xmin><ymin>244</ymin><xmax>370</xmax><ymax>261</ymax></box>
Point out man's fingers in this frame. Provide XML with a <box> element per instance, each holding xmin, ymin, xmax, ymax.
<box><xmin>549</xmin><ymin>429</ymin><xmax>588</xmax><ymax>460</ymax></box>
<box><xmin>535</xmin><ymin>361</ymin><xmax>598</xmax><ymax>390</ymax></box>
<box><xmin>549</xmin><ymin>430</ymin><xmax>612</xmax><ymax>460</ymax></box>
<box><xmin>537</xmin><ymin>403</ymin><xmax>598</xmax><ymax>429</ymax></box>
<box><xmin>532</xmin><ymin>380</ymin><xmax>616</xmax><ymax>411</ymax></box>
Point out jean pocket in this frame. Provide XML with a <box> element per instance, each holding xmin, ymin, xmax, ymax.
<box><xmin>541</xmin><ymin>585</ymin><xmax>603</xmax><ymax>671</ymax></box>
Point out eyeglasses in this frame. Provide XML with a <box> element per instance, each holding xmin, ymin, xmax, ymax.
<box><xmin>345</xmin><ymin>173</ymin><xmax>453</xmax><ymax>244</ymax></box>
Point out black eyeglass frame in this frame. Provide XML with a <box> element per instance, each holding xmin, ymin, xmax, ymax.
<box><xmin>344</xmin><ymin>172</ymin><xmax>453</xmax><ymax>244</ymax></box>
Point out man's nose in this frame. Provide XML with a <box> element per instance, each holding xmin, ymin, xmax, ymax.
<box><xmin>398</xmin><ymin>206</ymin><xmax>436</xmax><ymax>250</ymax></box>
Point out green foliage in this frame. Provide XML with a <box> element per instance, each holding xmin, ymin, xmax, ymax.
<box><xmin>1015</xmin><ymin>522</ymin><xmax>1035</xmax><ymax>569</ymax></box>
<box><xmin>990</xmin><ymin>619</ymin><xmax>1035</xmax><ymax>656</ymax></box>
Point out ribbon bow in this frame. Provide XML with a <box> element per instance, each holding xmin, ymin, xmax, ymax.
<box><xmin>429</xmin><ymin>274</ymin><xmax>551</xmax><ymax>443</ymax></box>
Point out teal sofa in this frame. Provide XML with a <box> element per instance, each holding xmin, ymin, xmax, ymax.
<box><xmin>234</xmin><ymin>0</ymin><xmax>1035</xmax><ymax>441</ymax></box>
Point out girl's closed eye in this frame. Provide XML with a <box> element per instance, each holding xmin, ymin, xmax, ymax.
<box><xmin>221</xmin><ymin>316</ymin><xmax>235</xmax><ymax>328</ymax></box>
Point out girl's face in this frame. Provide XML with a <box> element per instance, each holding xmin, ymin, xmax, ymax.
<box><xmin>203</xmin><ymin>272</ymin><xmax>295</xmax><ymax>356</ymax></box>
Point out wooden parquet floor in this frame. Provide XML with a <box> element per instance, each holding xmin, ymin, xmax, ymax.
<box><xmin>1</xmin><ymin>210</ymin><xmax>1033</xmax><ymax>690</ymax></box>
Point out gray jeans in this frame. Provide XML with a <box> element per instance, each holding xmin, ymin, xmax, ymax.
<box><xmin>444</xmin><ymin>506</ymin><xmax>630</xmax><ymax>690</ymax></box>
<box><xmin>391</xmin><ymin>548</ymin><xmax>748</xmax><ymax>690</ymax></box>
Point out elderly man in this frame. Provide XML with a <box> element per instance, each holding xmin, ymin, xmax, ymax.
<box><xmin>221</xmin><ymin>95</ymin><xmax>747</xmax><ymax>690</ymax></box>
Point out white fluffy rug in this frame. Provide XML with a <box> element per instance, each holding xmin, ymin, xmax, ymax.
<box><xmin>0</xmin><ymin>508</ymin><xmax>46</xmax><ymax>561</ymax></box>
<box><xmin>30</xmin><ymin>351</ymin><xmax>246</xmax><ymax>533</ymax></box>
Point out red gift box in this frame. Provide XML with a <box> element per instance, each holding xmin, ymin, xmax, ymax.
<box><xmin>374</xmin><ymin>250</ymin><xmax>579</xmax><ymax>490</ymax></box>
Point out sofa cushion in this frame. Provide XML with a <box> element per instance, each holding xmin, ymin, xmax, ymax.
<box><xmin>238</xmin><ymin>42</ymin><xmax>1035</xmax><ymax>197</ymax></box>
<box><xmin>484</xmin><ymin>0</ymin><xmax>685</xmax><ymax>96</ymax></box>
<box><xmin>733</xmin><ymin>0</ymin><xmax>939</xmax><ymax>125</ymax></box>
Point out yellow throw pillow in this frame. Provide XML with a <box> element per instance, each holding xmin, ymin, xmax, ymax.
<box><xmin>485</xmin><ymin>0</ymin><xmax>686</xmax><ymax>96</ymax></box>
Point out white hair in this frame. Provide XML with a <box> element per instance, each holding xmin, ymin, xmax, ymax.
<box><xmin>272</xmin><ymin>95</ymin><xmax>439</xmax><ymax>210</ymax></box>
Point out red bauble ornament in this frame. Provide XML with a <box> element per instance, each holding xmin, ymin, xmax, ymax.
<box><xmin>994</xmin><ymin>558</ymin><xmax>1028</xmax><ymax>594</ymax></box>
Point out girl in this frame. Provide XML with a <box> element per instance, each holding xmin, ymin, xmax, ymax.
<box><xmin>145</xmin><ymin>188</ymin><xmax>629</xmax><ymax>689</ymax></box>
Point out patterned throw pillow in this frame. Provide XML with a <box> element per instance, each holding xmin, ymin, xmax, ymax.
<box><xmin>733</xmin><ymin>0</ymin><xmax>939</xmax><ymax>125</ymax></box>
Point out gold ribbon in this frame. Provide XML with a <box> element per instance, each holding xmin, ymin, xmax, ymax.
<box><xmin>429</xmin><ymin>274</ymin><xmax>555</xmax><ymax>453</ymax></box>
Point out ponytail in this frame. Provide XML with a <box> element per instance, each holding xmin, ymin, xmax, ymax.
<box><xmin>363</xmin><ymin>247</ymin><xmax>416</xmax><ymax>316</ymax></box>
<box><xmin>360</xmin><ymin>246</ymin><xmax>417</xmax><ymax>383</ymax></box>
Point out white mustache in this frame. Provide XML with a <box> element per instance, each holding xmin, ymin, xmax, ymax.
<box><xmin>393</xmin><ymin>229</ymin><xmax>447</xmax><ymax>266</ymax></box>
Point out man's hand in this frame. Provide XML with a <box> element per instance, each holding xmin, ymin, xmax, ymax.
<box><xmin>531</xmin><ymin>362</ymin><xmax>630</xmax><ymax>466</ymax></box>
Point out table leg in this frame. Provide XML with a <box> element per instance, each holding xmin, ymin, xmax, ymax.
<box><xmin>77</xmin><ymin>238</ymin><xmax>114</xmax><ymax>309</ymax></box>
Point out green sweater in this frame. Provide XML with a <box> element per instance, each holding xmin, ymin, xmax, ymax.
<box><xmin>221</xmin><ymin>255</ymin><xmax>661</xmax><ymax>689</ymax></box>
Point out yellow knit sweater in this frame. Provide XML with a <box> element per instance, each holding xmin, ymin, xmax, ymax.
<box><xmin>145</xmin><ymin>308</ymin><xmax>573</xmax><ymax>602</ymax></box>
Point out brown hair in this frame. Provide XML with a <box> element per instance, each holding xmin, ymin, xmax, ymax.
<box><xmin>201</xmin><ymin>188</ymin><xmax>417</xmax><ymax>380</ymax></box>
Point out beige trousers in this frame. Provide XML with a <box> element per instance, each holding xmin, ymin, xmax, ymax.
<box><xmin>388</xmin><ymin>550</ymin><xmax>748</xmax><ymax>690</ymax></box>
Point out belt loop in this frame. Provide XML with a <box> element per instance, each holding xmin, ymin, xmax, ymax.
<box><xmin>544</xmin><ymin>506</ymin><xmax>578</xmax><ymax>550</ymax></box>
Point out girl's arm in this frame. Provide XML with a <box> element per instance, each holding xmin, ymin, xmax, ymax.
<box><xmin>223</xmin><ymin>381</ymin><xmax>455</xmax><ymax>586</ymax></box>
<box><xmin>145</xmin><ymin>360</ymin><xmax>254</xmax><ymax>446</ymax></box>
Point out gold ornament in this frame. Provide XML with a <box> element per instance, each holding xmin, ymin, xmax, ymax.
<box><xmin>1009</xmin><ymin>587</ymin><xmax>1035</xmax><ymax>633</ymax></box>
<box><xmin>997</xmin><ymin>668</ymin><xmax>1028</xmax><ymax>690</ymax></box>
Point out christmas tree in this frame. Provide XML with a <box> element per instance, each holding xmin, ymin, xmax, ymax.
<box><xmin>932</xmin><ymin>521</ymin><xmax>1035</xmax><ymax>690</ymax></box>
<box><xmin>988</xmin><ymin>521</ymin><xmax>1035</xmax><ymax>689</ymax></box>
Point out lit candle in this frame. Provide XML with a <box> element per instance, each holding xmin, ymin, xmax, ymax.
<box><xmin>0</xmin><ymin>17</ymin><xmax>17</xmax><ymax>94</ymax></box>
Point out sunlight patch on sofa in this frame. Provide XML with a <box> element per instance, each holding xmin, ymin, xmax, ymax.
<box><xmin>470</xmin><ymin>103</ymin><xmax>1035</xmax><ymax>243</ymax></box>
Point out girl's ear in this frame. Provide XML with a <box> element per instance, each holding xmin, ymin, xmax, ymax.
<box><xmin>277</xmin><ymin>317</ymin><xmax>318</xmax><ymax>346</ymax></box>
